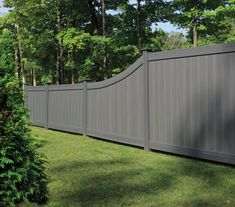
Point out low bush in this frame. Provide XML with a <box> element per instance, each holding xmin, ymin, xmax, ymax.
<box><xmin>0</xmin><ymin>70</ymin><xmax>48</xmax><ymax>206</ymax></box>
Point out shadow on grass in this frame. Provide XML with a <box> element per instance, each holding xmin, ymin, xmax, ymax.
<box><xmin>49</xmin><ymin>158</ymin><xmax>131</xmax><ymax>173</ymax></box>
<box><xmin>48</xmin><ymin>156</ymin><xmax>235</xmax><ymax>207</ymax></box>
<box><xmin>56</xmin><ymin>160</ymin><xmax>173</xmax><ymax>206</ymax></box>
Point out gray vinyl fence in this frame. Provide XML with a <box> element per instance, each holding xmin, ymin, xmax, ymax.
<box><xmin>25</xmin><ymin>43</ymin><xmax>235</xmax><ymax>165</ymax></box>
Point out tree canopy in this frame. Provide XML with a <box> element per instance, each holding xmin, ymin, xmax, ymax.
<box><xmin>0</xmin><ymin>0</ymin><xmax>234</xmax><ymax>85</ymax></box>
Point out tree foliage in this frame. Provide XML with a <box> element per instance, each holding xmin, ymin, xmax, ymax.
<box><xmin>0</xmin><ymin>0</ymin><xmax>234</xmax><ymax>84</ymax></box>
<box><xmin>170</xmin><ymin>0</ymin><xmax>235</xmax><ymax>46</ymax></box>
<box><xmin>0</xmin><ymin>28</ymin><xmax>48</xmax><ymax>206</ymax></box>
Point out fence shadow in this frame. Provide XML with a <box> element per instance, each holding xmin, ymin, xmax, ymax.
<box><xmin>177</xmin><ymin>66</ymin><xmax>235</xmax><ymax>159</ymax></box>
<box><xmin>47</xmin><ymin>154</ymin><xmax>235</xmax><ymax>207</ymax></box>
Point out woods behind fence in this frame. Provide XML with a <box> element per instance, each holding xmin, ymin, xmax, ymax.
<box><xmin>25</xmin><ymin>43</ymin><xmax>235</xmax><ymax>165</ymax></box>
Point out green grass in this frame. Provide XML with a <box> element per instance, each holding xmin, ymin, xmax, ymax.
<box><xmin>28</xmin><ymin>126</ymin><xmax>235</xmax><ymax>207</ymax></box>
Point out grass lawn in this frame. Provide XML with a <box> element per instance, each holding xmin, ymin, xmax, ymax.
<box><xmin>27</xmin><ymin>126</ymin><xmax>235</xmax><ymax>207</ymax></box>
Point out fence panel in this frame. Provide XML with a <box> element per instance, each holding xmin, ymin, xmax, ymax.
<box><xmin>25</xmin><ymin>43</ymin><xmax>235</xmax><ymax>165</ymax></box>
<box><xmin>26</xmin><ymin>86</ymin><xmax>47</xmax><ymax>127</ymax></box>
<box><xmin>47</xmin><ymin>84</ymin><xmax>84</xmax><ymax>134</ymax></box>
<box><xmin>148</xmin><ymin>44</ymin><xmax>235</xmax><ymax>164</ymax></box>
<box><xmin>86</xmin><ymin>57</ymin><xmax>145</xmax><ymax>146</ymax></box>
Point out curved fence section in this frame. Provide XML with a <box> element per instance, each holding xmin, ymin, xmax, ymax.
<box><xmin>86</xmin><ymin>59</ymin><xmax>145</xmax><ymax>146</ymax></box>
<box><xmin>25</xmin><ymin>43</ymin><xmax>235</xmax><ymax>165</ymax></box>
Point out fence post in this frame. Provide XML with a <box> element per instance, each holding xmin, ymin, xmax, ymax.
<box><xmin>83</xmin><ymin>81</ymin><xmax>87</xmax><ymax>136</ymax></box>
<box><xmin>142</xmin><ymin>48</ymin><xmax>151</xmax><ymax>151</ymax></box>
<box><xmin>44</xmin><ymin>84</ymin><xmax>49</xmax><ymax>129</ymax></box>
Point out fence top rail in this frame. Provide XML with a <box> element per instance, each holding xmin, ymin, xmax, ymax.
<box><xmin>49</xmin><ymin>84</ymin><xmax>83</xmax><ymax>91</ymax></box>
<box><xmin>25</xmin><ymin>83</ymin><xmax>83</xmax><ymax>91</ymax></box>
<box><xmin>24</xmin><ymin>57</ymin><xmax>143</xmax><ymax>91</ymax></box>
<box><xmin>148</xmin><ymin>42</ymin><xmax>235</xmax><ymax>61</ymax></box>
<box><xmin>25</xmin><ymin>85</ymin><xmax>47</xmax><ymax>91</ymax></box>
<box><xmin>87</xmin><ymin>56</ymin><xmax>143</xmax><ymax>90</ymax></box>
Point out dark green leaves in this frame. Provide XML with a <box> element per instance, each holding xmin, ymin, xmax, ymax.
<box><xmin>0</xmin><ymin>36</ymin><xmax>48</xmax><ymax>206</ymax></box>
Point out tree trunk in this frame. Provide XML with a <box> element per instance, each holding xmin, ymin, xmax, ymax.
<box><xmin>88</xmin><ymin>0</ymin><xmax>99</xmax><ymax>35</ymax></box>
<box><xmin>68</xmin><ymin>48</ymin><xmax>76</xmax><ymax>84</ymax></box>
<box><xmin>102</xmin><ymin>0</ymin><xmax>106</xmax><ymax>36</ymax></box>
<box><xmin>136</xmin><ymin>0</ymin><xmax>142</xmax><ymax>51</ymax></box>
<box><xmin>56</xmin><ymin>48</ymin><xmax>60</xmax><ymax>85</ymax></box>
<box><xmin>59</xmin><ymin>43</ymin><xmax>64</xmax><ymax>84</ymax></box>
<box><xmin>193</xmin><ymin>24</ymin><xmax>198</xmax><ymax>47</ymax></box>
<box><xmin>103</xmin><ymin>55</ymin><xmax>108</xmax><ymax>79</ymax></box>
<box><xmin>71</xmin><ymin>71</ymin><xmax>75</xmax><ymax>84</ymax></box>
<box><xmin>56</xmin><ymin>7</ymin><xmax>64</xmax><ymax>84</ymax></box>
<box><xmin>71</xmin><ymin>1</ymin><xmax>76</xmax><ymax>84</ymax></box>
<box><xmin>15</xmin><ymin>24</ymin><xmax>25</xmax><ymax>88</ymax></box>
<box><xmin>31</xmin><ymin>68</ymin><xmax>36</xmax><ymax>86</ymax></box>
<box><xmin>101</xmin><ymin>0</ymin><xmax>108</xmax><ymax>79</ymax></box>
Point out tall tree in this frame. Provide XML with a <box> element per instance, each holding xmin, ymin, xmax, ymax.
<box><xmin>2</xmin><ymin>0</ymin><xmax>233</xmax><ymax>86</ymax></box>
<box><xmin>136</xmin><ymin>0</ymin><xmax>142</xmax><ymax>50</ymax></box>
<box><xmin>88</xmin><ymin>0</ymin><xmax>99</xmax><ymax>35</ymax></box>
<box><xmin>111</xmin><ymin>0</ymin><xmax>165</xmax><ymax>49</ymax></box>
<box><xmin>171</xmin><ymin>0</ymin><xmax>234</xmax><ymax>47</ymax></box>
<box><xmin>14</xmin><ymin>24</ymin><xmax>26</xmax><ymax>87</ymax></box>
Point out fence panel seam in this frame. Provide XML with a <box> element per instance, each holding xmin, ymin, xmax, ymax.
<box><xmin>143</xmin><ymin>49</ymin><xmax>151</xmax><ymax>151</ymax></box>
<box><xmin>44</xmin><ymin>85</ymin><xmax>49</xmax><ymax>129</ymax></box>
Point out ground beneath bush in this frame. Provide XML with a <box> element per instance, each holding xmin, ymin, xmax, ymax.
<box><xmin>25</xmin><ymin>126</ymin><xmax>235</xmax><ymax>207</ymax></box>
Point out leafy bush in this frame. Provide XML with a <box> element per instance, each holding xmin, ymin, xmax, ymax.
<box><xmin>0</xmin><ymin>69</ymin><xmax>48</xmax><ymax>206</ymax></box>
